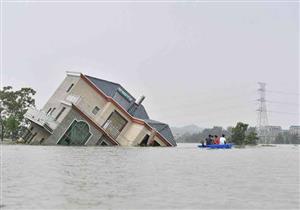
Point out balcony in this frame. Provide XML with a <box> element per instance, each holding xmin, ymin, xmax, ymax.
<box><xmin>65</xmin><ymin>95</ymin><xmax>94</xmax><ymax>118</ymax></box>
<box><xmin>103</xmin><ymin>121</ymin><xmax>121</xmax><ymax>139</ymax></box>
<box><xmin>24</xmin><ymin>107</ymin><xmax>58</xmax><ymax>133</ymax></box>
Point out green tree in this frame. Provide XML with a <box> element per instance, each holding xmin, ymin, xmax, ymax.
<box><xmin>0</xmin><ymin>86</ymin><xmax>36</xmax><ymax>139</ymax></box>
<box><xmin>0</xmin><ymin>86</ymin><xmax>36</xmax><ymax>122</ymax></box>
<box><xmin>4</xmin><ymin>116</ymin><xmax>20</xmax><ymax>140</ymax></box>
<box><xmin>245</xmin><ymin>131</ymin><xmax>259</xmax><ymax>145</ymax></box>
<box><xmin>231</xmin><ymin>122</ymin><xmax>248</xmax><ymax>145</ymax></box>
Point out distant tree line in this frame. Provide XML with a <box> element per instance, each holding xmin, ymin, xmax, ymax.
<box><xmin>0</xmin><ymin>86</ymin><xmax>36</xmax><ymax>140</ymax></box>
<box><xmin>176</xmin><ymin>122</ymin><xmax>259</xmax><ymax>145</ymax></box>
<box><xmin>176</xmin><ymin>122</ymin><xmax>300</xmax><ymax>145</ymax></box>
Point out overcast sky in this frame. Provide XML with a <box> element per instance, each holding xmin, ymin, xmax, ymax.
<box><xmin>2</xmin><ymin>1</ymin><xmax>299</xmax><ymax>129</ymax></box>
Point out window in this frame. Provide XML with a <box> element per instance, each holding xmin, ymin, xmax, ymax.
<box><xmin>40</xmin><ymin>138</ymin><xmax>45</xmax><ymax>144</ymax></box>
<box><xmin>113</xmin><ymin>92</ymin><xmax>131</xmax><ymax>110</ymax></box>
<box><xmin>97</xmin><ymin>136</ymin><xmax>109</xmax><ymax>146</ymax></box>
<box><xmin>100</xmin><ymin>141</ymin><xmax>108</xmax><ymax>146</ymax></box>
<box><xmin>103</xmin><ymin>111</ymin><xmax>127</xmax><ymax>139</ymax></box>
<box><xmin>55</xmin><ymin>107</ymin><xmax>66</xmax><ymax>121</ymax></box>
<box><xmin>23</xmin><ymin>127</ymin><xmax>34</xmax><ymax>141</ymax></box>
<box><xmin>92</xmin><ymin>106</ymin><xmax>100</xmax><ymax>115</ymax></box>
<box><xmin>28</xmin><ymin>132</ymin><xmax>37</xmax><ymax>144</ymax></box>
<box><xmin>66</xmin><ymin>83</ymin><xmax>74</xmax><ymax>92</ymax></box>
<box><xmin>139</xmin><ymin>134</ymin><xmax>150</xmax><ymax>146</ymax></box>
<box><xmin>50</xmin><ymin>108</ymin><xmax>56</xmax><ymax>115</ymax></box>
<box><xmin>58</xmin><ymin>120</ymin><xmax>91</xmax><ymax>145</ymax></box>
<box><xmin>46</xmin><ymin>108</ymin><xmax>52</xmax><ymax>115</ymax></box>
<box><xmin>152</xmin><ymin>141</ymin><xmax>161</xmax><ymax>147</ymax></box>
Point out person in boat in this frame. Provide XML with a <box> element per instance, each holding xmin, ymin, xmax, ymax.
<box><xmin>205</xmin><ymin>135</ymin><xmax>213</xmax><ymax>145</ymax></box>
<box><xmin>200</xmin><ymin>138</ymin><xmax>205</xmax><ymax>147</ymax></box>
<box><xmin>220</xmin><ymin>134</ymin><xmax>226</xmax><ymax>145</ymax></box>
<box><xmin>213</xmin><ymin>135</ymin><xmax>220</xmax><ymax>144</ymax></box>
<box><xmin>209</xmin><ymin>135</ymin><xmax>213</xmax><ymax>145</ymax></box>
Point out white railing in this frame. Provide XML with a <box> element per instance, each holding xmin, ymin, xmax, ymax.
<box><xmin>103</xmin><ymin>121</ymin><xmax>121</xmax><ymax>139</ymax></box>
<box><xmin>24</xmin><ymin>107</ymin><xmax>58</xmax><ymax>131</ymax></box>
<box><xmin>66</xmin><ymin>94</ymin><xmax>81</xmax><ymax>104</ymax></box>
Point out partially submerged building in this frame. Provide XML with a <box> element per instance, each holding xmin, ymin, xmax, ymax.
<box><xmin>22</xmin><ymin>72</ymin><xmax>176</xmax><ymax>147</ymax></box>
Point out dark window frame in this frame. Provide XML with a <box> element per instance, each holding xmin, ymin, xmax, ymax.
<box><xmin>102</xmin><ymin>111</ymin><xmax>128</xmax><ymax>138</ymax></box>
<box><xmin>55</xmin><ymin>107</ymin><xmax>66</xmax><ymax>121</ymax></box>
<box><xmin>152</xmin><ymin>140</ymin><xmax>161</xmax><ymax>147</ymax></box>
<box><xmin>46</xmin><ymin>108</ymin><xmax>52</xmax><ymax>115</ymax></box>
<box><xmin>139</xmin><ymin>134</ymin><xmax>150</xmax><ymax>146</ymax></box>
<box><xmin>40</xmin><ymin>138</ymin><xmax>45</xmax><ymax>144</ymax></box>
<box><xmin>92</xmin><ymin>106</ymin><xmax>100</xmax><ymax>115</ymax></box>
<box><xmin>50</xmin><ymin>108</ymin><xmax>56</xmax><ymax>115</ymax></box>
<box><xmin>66</xmin><ymin>83</ymin><xmax>74</xmax><ymax>93</ymax></box>
<box><xmin>96</xmin><ymin>136</ymin><xmax>109</xmax><ymax>146</ymax></box>
<box><xmin>28</xmin><ymin>132</ymin><xmax>37</xmax><ymax>144</ymax></box>
<box><xmin>58</xmin><ymin>120</ymin><xmax>92</xmax><ymax>145</ymax></box>
<box><xmin>100</xmin><ymin>141</ymin><xmax>108</xmax><ymax>146</ymax></box>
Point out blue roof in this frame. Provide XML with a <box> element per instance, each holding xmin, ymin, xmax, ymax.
<box><xmin>144</xmin><ymin>119</ymin><xmax>176</xmax><ymax>146</ymax></box>
<box><xmin>86</xmin><ymin>75</ymin><xmax>131</xmax><ymax>98</ymax></box>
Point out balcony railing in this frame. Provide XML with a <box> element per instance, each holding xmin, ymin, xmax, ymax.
<box><xmin>103</xmin><ymin>121</ymin><xmax>121</xmax><ymax>139</ymax></box>
<box><xmin>24</xmin><ymin>107</ymin><xmax>58</xmax><ymax>133</ymax></box>
<box><xmin>66</xmin><ymin>94</ymin><xmax>81</xmax><ymax>104</ymax></box>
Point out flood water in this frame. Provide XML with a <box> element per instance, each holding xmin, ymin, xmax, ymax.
<box><xmin>1</xmin><ymin>144</ymin><xmax>299</xmax><ymax>209</ymax></box>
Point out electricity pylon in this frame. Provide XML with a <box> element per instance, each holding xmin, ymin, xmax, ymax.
<box><xmin>257</xmin><ymin>82</ymin><xmax>269</xmax><ymax>144</ymax></box>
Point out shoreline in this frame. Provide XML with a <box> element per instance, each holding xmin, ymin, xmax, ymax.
<box><xmin>1</xmin><ymin>140</ymin><xmax>298</xmax><ymax>147</ymax></box>
<box><xmin>0</xmin><ymin>139</ymin><xmax>18</xmax><ymax>145</ymax></box>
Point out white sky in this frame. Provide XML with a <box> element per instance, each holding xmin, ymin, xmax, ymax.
<box><xmin>2</xmin><ymin>0</ymin><xmax>299</xmax><ymax>129</ymax></box>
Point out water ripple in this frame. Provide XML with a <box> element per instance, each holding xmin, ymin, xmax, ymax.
<box><xmin>1</xmin><ymin>144</ymin><xmax>299</xmax><ymax>209</ymax></box>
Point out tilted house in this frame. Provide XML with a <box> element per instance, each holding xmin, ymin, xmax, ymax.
<box><xmin>23</xmin><ymin>72</ymin><xmax>176</xmax><ymax>147</ymax></box>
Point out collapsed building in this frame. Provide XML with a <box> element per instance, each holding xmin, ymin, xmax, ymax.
<box><xmin>22</xmin><ymin>72</ymin><xmax>176</xmax><ymax>147</ymax></box>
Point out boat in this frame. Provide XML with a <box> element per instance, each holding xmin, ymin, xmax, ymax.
<box><xmin>198</xmin><ymin>143</ymin><xmax>233</xmax><ymax>149</ymax></box>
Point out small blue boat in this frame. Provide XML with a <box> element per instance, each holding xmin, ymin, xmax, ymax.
<box><xmin>198</xmin><ymin>143</ymin><xmax>233</xmax><ymax>149</ymax></box>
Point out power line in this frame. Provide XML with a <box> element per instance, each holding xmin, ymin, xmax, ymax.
<box><xmin>267</xmin><ymin>110</ymin><xmax>299</xmax><ymax>115</ymax></box>
<box><xmin>265</xmin><ymin>100</ymin><xmax>299</xmax><ymax>106</ymax></box>
<box><xmin>266</xmin><ymin>90</ymin><xmax>300</xmax><ymax>96</ymax></box>
<box><xmin>147</xmin><ymin>84</ymin><xmax>298</xmax><ymax>128</ymax></box>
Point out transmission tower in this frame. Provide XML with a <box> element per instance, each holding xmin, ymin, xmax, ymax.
<box><xmin>256</xmin><ymin>82</ymin><xmax>269</xmax><ymax>144</ymax></box>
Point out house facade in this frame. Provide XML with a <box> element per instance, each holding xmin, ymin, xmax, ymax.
<box><xmin>22</xmin><ymin>72</ymin><xmax>176</xmax><ymax>147</ymax></box>
<box><xmin>265</xmin><ymin>125</ymin><xmax>282</xmax><ymax>143</ymax></box>
<box><xmin>289</xmin><ymin>126</ymin><xmax>300</xmax><ymax>136</ymax></box>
